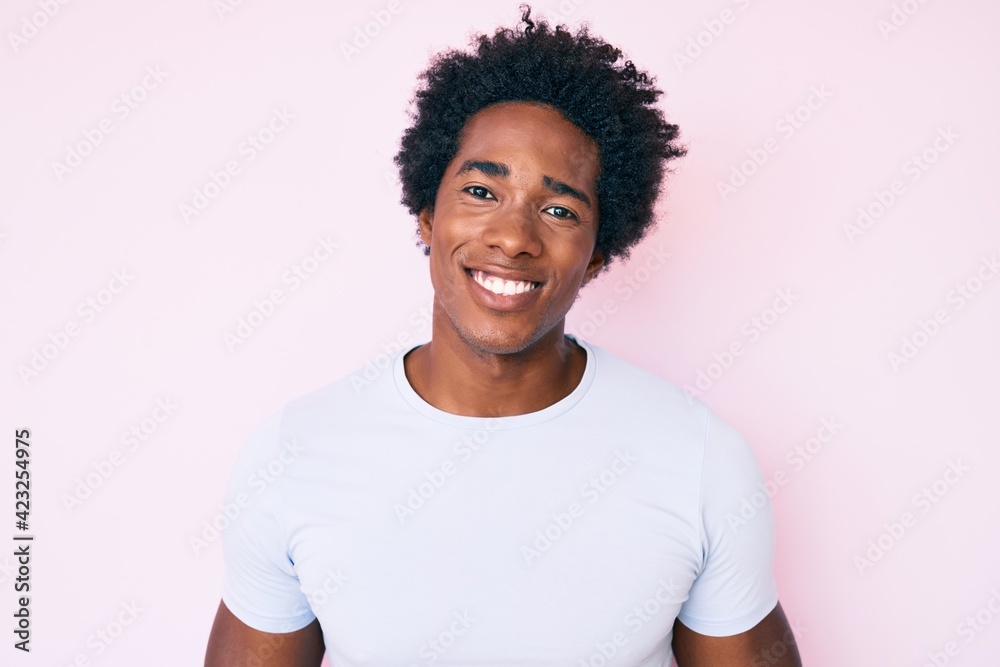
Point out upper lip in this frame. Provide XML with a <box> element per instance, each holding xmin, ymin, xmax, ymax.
<box><xmin>465</xmin><ymin>264</ymin><xmax>544</xmax><ymax>285</ymax></box>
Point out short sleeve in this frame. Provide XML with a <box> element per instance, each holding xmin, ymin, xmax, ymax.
<box><xmin>676</xmin><ymin>407</ymin><xmax>779</xmax><ymax>636</ymax></box>
<box><xmin>220</xmin><ymin>409</ymin><xmax>317</xmax><ymax>633</ymax></box>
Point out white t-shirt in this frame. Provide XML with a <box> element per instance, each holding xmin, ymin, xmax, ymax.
<box><xmin>220</xmin><ymin>335</ymin><xmax>778</xmax><ymax>666</ymax></box>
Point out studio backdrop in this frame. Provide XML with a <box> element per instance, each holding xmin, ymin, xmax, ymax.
<box><xmin>2</xmin><ymin>0</ymin><xmax>998</xmax><ymax>665</ymax></box>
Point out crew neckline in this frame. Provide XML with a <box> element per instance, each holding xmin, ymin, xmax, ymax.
<box><xmin>392</xmin><ymin>334</ymin><xmax>597</xmax><ymax>429</ymax></box>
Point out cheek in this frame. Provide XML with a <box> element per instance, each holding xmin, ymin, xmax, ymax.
<box><xmin>566</xmin><ymin>234</ymin><xmax>599</xmax><ymax>268</ymax></box>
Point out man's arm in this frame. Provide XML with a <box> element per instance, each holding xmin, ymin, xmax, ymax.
<box><xmin>672</xmin><ymin>601</ymin><xmax>802</xmax><ymax>667</ymax></box>
<box><xmin>205</xmin><ymin>600</ymin><xmax>325</xmax><ymax>667</ymax></box>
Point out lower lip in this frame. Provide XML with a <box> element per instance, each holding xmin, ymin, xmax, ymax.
<box><xmin>466</xmin><ymin>269</ymin><xmax>542</xmax><ymax>312</ymax></box>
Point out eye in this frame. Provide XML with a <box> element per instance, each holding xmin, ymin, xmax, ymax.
<box><xmin>544</xmin><ymin>205</ymin><xmax>578</xmax><ymax>221</ymax></box>
<box><xmin>464</xmin><ymin>185</ymin><xmax>496</xmax><ymax>200</ymax></box>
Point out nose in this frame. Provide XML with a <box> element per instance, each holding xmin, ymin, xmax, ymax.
<box><xmin>480</xmin><ymin>203</ymin><xmax>542</xmax><ymax>258</ymax></box>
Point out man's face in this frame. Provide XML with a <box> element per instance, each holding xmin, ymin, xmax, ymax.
<box><xmin>418</xmin><ymin>101</ymin><xmax>605</xmax><ymax>356</ymax></box>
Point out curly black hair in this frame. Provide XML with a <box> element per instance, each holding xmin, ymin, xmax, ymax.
<box><xmin>393</xmin><ymin>5</ymin><xmax>686</xmax><ymax>271</ymax></box>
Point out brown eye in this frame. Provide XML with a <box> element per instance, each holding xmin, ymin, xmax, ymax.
<box><xmin>464</xmin><ymin>185</ymin><xmax>495</xmax><ymax>200</ymax></box>
<box><xmin>544</xmin><ymin>205</ymin><xmax>577</xmax><ymax>220</ymax></box>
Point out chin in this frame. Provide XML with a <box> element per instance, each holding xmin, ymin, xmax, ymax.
<box><xmin>456</xmin><ymin>325</ymin><xmax>543</xmax><ymax>356</ymax></box>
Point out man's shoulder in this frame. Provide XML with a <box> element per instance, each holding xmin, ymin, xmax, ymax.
<box><xmin>233</xmin><ymin>353</ymin><xmax>403</xmax><ymax>459</ymax></box>
<box><xmin>282</xmin><ymin>353</ymin><xmax>401</xmax><ymax>424</ymax></box>
<box><xmin>595</xmin><ymin>343</ymin><xmax>760</xmax><ymax>464</ymax></box>
<box><xmin>587</xmin><ymin>339</ymin><xmax>710</xmax><ymax>419</ymax></box>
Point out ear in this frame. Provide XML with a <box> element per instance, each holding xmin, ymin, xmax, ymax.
<box><xmin>418</xmin><ymin>207</ymin><xmax>434</xmax><ymax>247</ymax></box>
<box><xmin>581</xmin><ymin>247</ymin><xmax>606</xmax><ymax>286</ymax></box>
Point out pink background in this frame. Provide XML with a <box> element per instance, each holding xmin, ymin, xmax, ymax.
<box><xmin>3</xmin><ymin>0</ymin><xmax>999</xmax><ymax>664</ymax></box>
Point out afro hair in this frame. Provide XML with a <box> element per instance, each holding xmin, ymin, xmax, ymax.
<box><xmin>394</xmin><ymin>5</ymin><xmax>687</xmax><ymax>271</ymax></box>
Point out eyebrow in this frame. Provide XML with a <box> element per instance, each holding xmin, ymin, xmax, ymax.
<box><xmin>457</xmin><ymin>159</ymin><xmax>509</xmax><ymax>178</ymax></box>
<box><xmin>456</xmin><ymin>159</ymin><xmax>593</xmax><ymax>209</ymax></box>
<box><xmin>541</xmin><ymin>175</ymin><xmax>592</xmax><ymax>208</ymax></box>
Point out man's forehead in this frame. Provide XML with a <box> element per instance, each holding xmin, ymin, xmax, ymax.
<box><xmin>451</xmin><ymin>104</ymin><xmax>600</xmax><ymax>181</ymax></box>
<box><xmin>458</xmin><ymin>101</ymin><xmax>595</xmax><ymax>146</ymax></box>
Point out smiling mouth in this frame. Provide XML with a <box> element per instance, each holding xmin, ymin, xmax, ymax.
<box><xmin>465</xmin><ymin>269</ymin><xmax>541</xmax><ymax>296</ymax></box>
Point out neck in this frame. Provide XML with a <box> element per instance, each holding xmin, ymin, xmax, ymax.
<box><xmin>403</xmin><ymin>322</ymin><xmax>587</xmax><ymax>418</ymax></box>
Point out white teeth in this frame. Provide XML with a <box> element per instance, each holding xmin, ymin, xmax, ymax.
<box><xmin>471</xmin><ymin>270</ymin><xmax>537</xmax><ymax>296</ymax></box>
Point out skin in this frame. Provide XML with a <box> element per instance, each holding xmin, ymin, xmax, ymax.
<box><xmin>204</xmin><ymin>601</ymin><xmax>324</xmax><ymax>666</ymax></box>
<box><xmin>673</xmin><ymin>601</ymin><xmax>803</xmax><ymax>666</ymax></box>
<box><xmin>204</xmin><ymin>101</ymin><xmax>802</xmax><ymax>666</ymax></box>
<box><xmin>405</xmin><ymin>100</ymin><xmax>606</xmax><ymax>417</ymax></box>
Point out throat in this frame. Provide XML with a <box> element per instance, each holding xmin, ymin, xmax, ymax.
<box><xmin>402</xmin><ymin>338</ymin><xmax>586</xmax><ymax>418</ymax></box>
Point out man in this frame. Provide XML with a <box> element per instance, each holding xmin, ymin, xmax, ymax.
<box><xmin>206</xmin><ymin>8</ymin><xmax>802</xmax><ymax>666</ymax></box>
